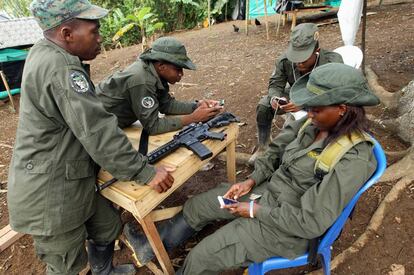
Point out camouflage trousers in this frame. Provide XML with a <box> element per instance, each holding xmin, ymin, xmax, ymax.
<box><xmin>181</xmin><ymin>183</ymin><xmax>272</xmax><ymax>275</ymax></box>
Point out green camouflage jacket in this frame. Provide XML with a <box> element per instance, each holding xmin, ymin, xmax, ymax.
<box><xmin>96</xmin><ymin>59</ymin><xmax>196</xmax><ymax>134</ymax></box>
<box><xmin>243</xmin><ymin>118</ymin><xmax>376</xmax><ymax>259</ymax></box>
<box><xmin>7</xmin><ymin>39</ymin><xmax>156</xmax><ymax>236</ymax></box>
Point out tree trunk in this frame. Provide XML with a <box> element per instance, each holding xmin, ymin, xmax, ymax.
<box><xmin>397</xmin><ymin>80</ymin><xmax>414</xmax><ymax>143</ymax></box>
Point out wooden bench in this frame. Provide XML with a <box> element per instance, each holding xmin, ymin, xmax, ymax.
<box><xmin>282</xmin><ymin>5</ymin><xmax>337</xmax><ymax>30</ymax></box>
<box><xmin>97</xmin><ymin>122</ymin><xmax>239</xmax><ymax>274</ymax></box>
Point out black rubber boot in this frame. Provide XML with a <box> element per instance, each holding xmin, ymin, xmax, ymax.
<box><xmin>248</xmin><ymin>124</ymin><xmax>271</xmax><ymax>165</ymax></box>
<box><xmin>87</xmin><ymin>240</ymin><xmax>136</xmax><ymax>275</ymax></box>
<box><xmin>123</xmin><ymin>212</ymin><xmax>196</xmax><ymax>267</ymax></box>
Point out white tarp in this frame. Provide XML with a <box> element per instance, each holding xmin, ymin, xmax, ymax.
<box><xmin>337</xmin><ymin>0</ymin><xmax>363</xmax><ymax>45</ymax></box>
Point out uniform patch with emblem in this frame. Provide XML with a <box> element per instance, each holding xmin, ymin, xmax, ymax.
<box><xmin>70</xmin><ymin>71</ymin><xmax>90</xmax><ymax>93</ymax></box>
<box><xmin>141</xmin><ymin>96</ymin><xmax>155</xmax><ymax>108</ymax></box>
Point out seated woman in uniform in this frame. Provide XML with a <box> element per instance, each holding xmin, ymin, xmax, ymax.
<box><xmin>123</xmin><ymin>63</ymin><xmax>381</xmax><ymax>274</ymax></box>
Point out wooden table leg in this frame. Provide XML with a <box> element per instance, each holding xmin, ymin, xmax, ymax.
<box><xmin>291</xmin><ymin>10</ymin><xmax>297</xmax><ymax>30</ymax></box>
<box><xmin>138</xmin><ymin>215</ymin><xmax>175</xmax><ymax>275</ymax></box>
<box><xmin>226</xmin><ymin>139</ymin><xmax>236</xmax><ymax>184</ymax></box>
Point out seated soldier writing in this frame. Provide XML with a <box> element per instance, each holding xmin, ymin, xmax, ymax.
<box><xmin>96</xmin><ymin>37</ymin><xmax>222</xmax><ymax>135</ymax></box>
<box><xmin>122</xmin><ymin>63</ymin><xmax>380</xmax><ymax>274</ymax></box>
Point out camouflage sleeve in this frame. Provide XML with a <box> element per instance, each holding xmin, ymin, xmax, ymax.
<box><xmin>268</xmin><ymin>56</ymin><xmax>289</xmax><ymax>99</ymax></box>
<box><xmin>129</xmin><ymin>83</ymin><xmax>184</xmax><ymax>135</ymax></box>
<box><xmin>52</xmin><ymin>68</ymin><xmax>156</xmax><ymax>184</ymax></box>
<box><xmin>158</xmin><ymin>87</ymin><xmax>196</xmax><ymax>115</ymax></box>
<box><xmin>250</xmin><ymin>118</ymin><xmax>305</xmax><ymax>185</ymax></box>
<box><xmin>255</xmin><ymin>142</ymin><xmax>376</xmax><ymax>239</ymax></box>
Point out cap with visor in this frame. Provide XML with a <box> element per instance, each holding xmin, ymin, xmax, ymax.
<box><xmin>30</xmin><ymin>0</ymin><xmax>108</xmax><ymax>31</ymax></box>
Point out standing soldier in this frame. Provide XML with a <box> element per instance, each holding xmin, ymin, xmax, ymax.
<box><xmin>249</xmin><ymin>23</ymin><xmax>343</xmax><ymax>164</ymax></box>
<box><xmin>96</xmin><ymin>36</ymin><xmax>222</xmax><ymax>135</ymax></box>
<box><xmin>7</xmin><ymin>0</ymin><xmax>174</xmax><ymax>274</ymax></box>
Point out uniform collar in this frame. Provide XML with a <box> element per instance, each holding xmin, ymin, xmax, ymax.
<box><xmin>41</xmin><ymin>38</ymin><xmax>85</xmax><ymax>68</ymax></box>
<box><xmin>144</xmin><ymin>60</ymin><xmax>168</xmax><ymax>91</ymax></box>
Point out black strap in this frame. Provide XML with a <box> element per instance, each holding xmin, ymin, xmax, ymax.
<box><xmin>138</xmin><ymin>129</ymin><xmax>149</xmax><ymax>155</ymax></box>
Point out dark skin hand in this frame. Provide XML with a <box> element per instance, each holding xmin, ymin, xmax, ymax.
<box><xmin>270</xmin><ymin>98</ymin><xmax>301</xmax><ymax>113</ymax></box>
<box><xmin>181</xmin><ymin>105</ymin><xmax>223</xmax><ymax>125</ymax></box>
<box><xmin>222</xmin><ymin>201</ymin><xmax>260</xmax><ymax>218</ymax></box>
<box><xmin>221</xmin><ymin>178</ymin><xmax>260</xmax><ymax>218</ymax></box>
<box><xmin>147</xmin><ymin>165</ymin><xmax>175</xmax><ymax>193</ymax></box>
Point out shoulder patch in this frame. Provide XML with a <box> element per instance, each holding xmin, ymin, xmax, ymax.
<box><xmin>141</xmin><ymin>96</ymin><xmax>155</xmax><ymax>109</ymax></box>
<box><xmin>70</xmin><ymin>71</ymin><xmax>90</xmax><ymax>93</ymax></box>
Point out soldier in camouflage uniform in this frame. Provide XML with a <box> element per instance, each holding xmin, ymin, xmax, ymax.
<box><xmin>96</xmin><ymin>37</ymin><xmax>222</xmax><ymax>135</ymax></box>
<box><xmin>124</xmin><ymin>63</ymin><xmax>380</xmax><ymax>274</ymax></box>
<box><xmin>249</xmin><ymin>23</ymin><xmax>343</xmax><ymax>164</ymax></box>
<box><xmin>7</xmin><ymin>0</ymin><xmax>175</xmax><ymax>274</ymax></box>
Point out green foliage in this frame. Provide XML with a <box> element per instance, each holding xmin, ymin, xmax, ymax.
<box><xmin>93</xmin><ymin>0</ymin><xmax>235</xmax><ymax>48</ymax></box>
<box><xmin>113</xmin><ymin>6</ymin><xmax>164</xmax><ymax>44</ymax></box>
<box><xmin>1</xmin><ymin>0</ymin><xmax>31</xmax><ymax>18</ymax></box>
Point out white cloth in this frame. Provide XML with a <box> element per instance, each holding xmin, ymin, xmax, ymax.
<box><xmin>337</xmin><ymin>0</ymin><xmax>363</xmax><ymax>46</ymax></box>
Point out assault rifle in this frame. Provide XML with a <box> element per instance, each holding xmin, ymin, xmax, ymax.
<box><xmin>97</xmin><ymin>112</ymin><xmax>239</xmax><ymax>191</ymax></box>
<box><xmin>147</xmin><ymin>112</ymin><xmax>239</xmax><ymax>164</ymax></box>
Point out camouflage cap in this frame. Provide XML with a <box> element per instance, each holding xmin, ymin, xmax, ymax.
<box><xmin>290</xmin><ymin>63</ymin><xmax>380</xmax><ymax>107</ymax></box>
<box><xmin>30</xmin><ymin>0</ymin><xmax>108</xmax><ymax>31</ymax></box>
<box><xmin>140</xmin><ymin>37</ymin><xmax>196</xmax><ymax>70</ymax></box>
<box><xmin>286</xmin><ymin>23</ymin><xmax>319</xmax><ymax>63</ymax></box>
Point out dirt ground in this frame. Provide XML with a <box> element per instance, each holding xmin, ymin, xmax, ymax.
<box><xmin>1</xmin><ymin>2</ymin><xmax>413</xmax><ymax>274</ymax></box>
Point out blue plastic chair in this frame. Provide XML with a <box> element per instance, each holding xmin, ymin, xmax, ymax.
<box><xmin>248</xmin><ymin>139</ymin><xmax>387</xmax><ymax>275</ymax></box>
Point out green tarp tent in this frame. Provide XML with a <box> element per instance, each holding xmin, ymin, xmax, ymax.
<box><xmin>0</xmin><ymin>48</ymin><xmax>28</xmax><ymax>100</ymax></box>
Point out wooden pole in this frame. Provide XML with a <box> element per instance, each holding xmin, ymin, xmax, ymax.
<box><xmin>245</xmin><ymin>0</ymin><xmax>250</xmax><ymax>35</ymax></box>
<box><xmin>0</xmin><ymin>71</ymin><xmax>16</xmax><ymax>112</ymax></box>
<box><xmin>263</xmin><ymin>0</ymin><xmax>269</xmax><ymax>40</ymax></box>
<box><xmin>276</xmin><ymin>9</ymin><xmax>282</xmax><ymax>37</ymax></box>
<box><xmin>225</xmin><ymin>1</ymin><xmax>227</xmax><ymax>21</ymax></box>
<box><xmin>361</xmin><ymin>0</ymin><xmax>367</xmax><ymax>72</ymax></box>
<box><xmin>208</xmin><ymin>0</ymin><xmax>211</xmax><ymax>30</ymax></box>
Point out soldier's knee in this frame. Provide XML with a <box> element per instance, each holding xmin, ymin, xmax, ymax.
<box><xmin>256</xmin><ymin>104</ymin><xmax>273</xmax><ymax>125</ymax></box>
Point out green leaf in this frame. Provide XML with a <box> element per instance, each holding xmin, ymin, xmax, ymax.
<box><xmin>112</xmin><ymin>23</ymin><xmax>135</xmax><ymax>41</ymax></box>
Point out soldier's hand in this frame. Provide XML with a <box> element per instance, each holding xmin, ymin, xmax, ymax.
<box><xmin>222</xmin><ymin>201</ymin><xmax>260</xmax><ymax>218</ymax></box>
<box><xmin>191</xmin><ymin>106</ymin><xmax>223</xmax><ymax>122</ymax></box>
<box><xmin>147</xmin><ymin>166</ymin><xmax>175</xmax><ymax>193</ymax></box>
<box><xmin>224</xmin><ymin>179</ymin><xmax>256</xmax><ymax>200</ymax></box>
<box><xmin>197</xmin><ymin>99</ymin><xmax>220</xmax><ymax>108</ymax></box>
<box><xmin>270</xmin><ymin>99</ymin><xmax>279</xmax><ymax>110</ymax></box>
<box><xmin>280</xmin><ymin>102</ymin><xmax>301</xmax><ymax>113</ymax></box>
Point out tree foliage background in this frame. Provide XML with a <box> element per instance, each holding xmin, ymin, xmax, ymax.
<box><xmin>0</xmin><ymin>0</ymin><xmax>235</xmax><ymax>48</ymax></box>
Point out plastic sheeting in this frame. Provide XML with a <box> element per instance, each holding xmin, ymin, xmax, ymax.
<box><xmin>337</xmin><ymin>0</ymin><xmax>363</xmax><ymax>45</ymax></box>
<box><xmin>248</xmin><ymin>0</ymin><xmax>277</xmax><ymax>18</ymax></box>
<box><xmin>0</xmin><ymin>49</ymin><xmax>27</xmax><ymax>98</ymax></box>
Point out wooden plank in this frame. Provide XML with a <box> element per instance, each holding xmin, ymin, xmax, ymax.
<box><xmin>149</xmin><ymin>206</ymin><xmax>183</xmax><ymax>222</ymax></box>
<box><xmin>129</xmin><ymin>124</ymin><xmax>239</xmax><ymax>218</ymax></box>
<box><xmin>263</xmin><ymin>0</ymin><xmax>269</xmax><ymax>40</ymax></box>
<box><xmin>137</xmin><ymin>214</ymin><xmax>175</xmax><ymax>275</ymax></box>
<box><xmin>291</xmin><ymin>10</ymin><xmax>298</xmax><ymax>30</ymax></box>
<box><xmin>98</xmin><ymin>123</ymin><xmax>239</xmax><ymax>214</ymax></box>
<box><xmin>0</xmin><ymin>227</ymin><xmax>24</xmax><ymax>252</ymax></box>
<box><xmin>0</xmin><ymin>225</ymin><xmax>12</xmax><ymax>237</ymax></box>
